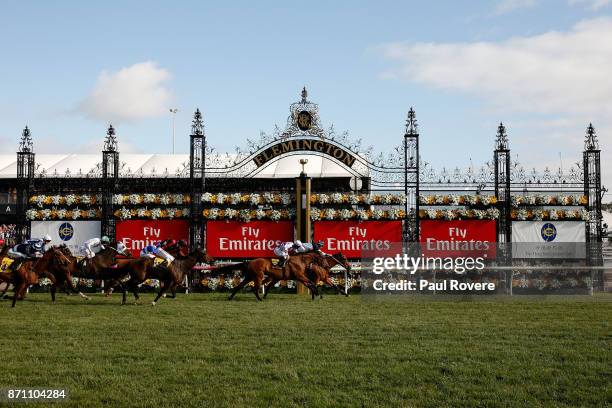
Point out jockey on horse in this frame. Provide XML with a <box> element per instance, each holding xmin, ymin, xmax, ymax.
<box><xmin>7</xmin><ymin>234</ymin><xmax>52</xmax><ymax>272</ymax></box>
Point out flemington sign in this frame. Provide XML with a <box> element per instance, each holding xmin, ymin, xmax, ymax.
<box><xmin>253</xmin><ymin>139</ymin><xmax>356</xmax><ymax>168</ymax></box>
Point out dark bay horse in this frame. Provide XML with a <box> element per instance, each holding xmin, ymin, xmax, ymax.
<box><xmin>5</xmin><ymin>247</ymin><xmax>70</xmax><ymax>307</ymax></box>
<box><xmin>217</xmin><ymin>252</ymin><xmax>328</xmax><ymax>301</ymax></box>
<box><xmin>151</xmin><ymin>250</ymin><xmax>212</xmax><ymax>305</ymax></box>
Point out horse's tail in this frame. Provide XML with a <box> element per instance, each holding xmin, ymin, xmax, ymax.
<box><xmin>209</xmin><ymin>262</ymin><xmax>248</xmax><ymax>277</ymax></box>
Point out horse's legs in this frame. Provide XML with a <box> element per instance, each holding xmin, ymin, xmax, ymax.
<box><xmin>63</xmin><ymin>276</ymin><xmax>90</xmax><ymax>300</ymax></box>
<box><xmin>253</xmin><ymin>275</ymin><xmax>263</xmax><ymax>301</ymax></box>
<box><xmin>263</xmin><ymin>279</ymin><xmax>277</xmax><ymax>299</ymax></box>
<box><xmin>12</xmin><ymin>282</ymin><xmax>26</xmax><ymax>307</ymax></box>
<box><xmin>152</xmin><ymin>279</ymin><xmax>172</xmax><ymax>305</ymax></box>
<box><xmin>228</xmin><ymin>277</ymin><xmax>250</xmax><ymax>300</ymax></box>
<box><xmin>323</xmin><ymin>276</ymin><xmax>345</xmax><ymax>296</ymax></box>
<box><xmin>130</xmin><ymin>280</ymin><xmax>140</xmax><ymax>303</ymax></box>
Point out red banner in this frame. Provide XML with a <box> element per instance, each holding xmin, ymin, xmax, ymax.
<box><xmin>206</xmin><ymin>220</ymin><xmax>294</xmax><ymax>258</ymax></box>
<box><xmin>313</xmin><ymin>221</ymin><xmax>402</xmax><ymax>258</ymax></box>
<box><xmin>116</xmin><ymin>220</ymin><xmax>190</xmax><ymax>258</ymax></box>
<box><xmin>420</xmin><ymin>220</ymin><xmax>497</xmax><ymax>258</ymax></box>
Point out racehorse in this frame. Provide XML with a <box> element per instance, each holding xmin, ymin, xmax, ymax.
<box><xmin>216</xmin><ymin>252</ymin><xmax>328</xmax><ymax>301</ymax></box>
<box><xmin>150</xmin><ymin>249</ymin><xmax>213</xmax><ymax>305</ymax></box>
<box><xmin>46</xmin><ymin>245</ymin><xmax>92</xmax><ymax>302</ymax></box>
<box><xmin>71</xmin><ymin>243</ymin><xmax>129</xmax><ymax>280</ymax></box>
<box><xmin>262</xmin><ymin>252</ymin><xmax>351</xmax><ymax>300</ymax></box>
<box><xmin>5</xmin><ymin>247</ymin><xmax>71</xmax><ymax>307</ymax></box>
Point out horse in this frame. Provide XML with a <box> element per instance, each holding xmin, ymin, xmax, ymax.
<box><xmin>304</xmin><ymin>252</ymin><xmax>352</xmax><ymax>299</ymax></box>
<box><xmin>261</xmin><ymin>252</ymin><xmax>351</xmax><ymax>300</ymax></box>
<box><xmin>46</xmin><ymin>245</ymin><xmax>92</xmax><ymax>302</ymax></box>
<box><xmin>215</xmin><ymin>252</ymin><xmax>328</xmax><ymax>301</ymax></box>
<box><xmin>150</xmin><ymin>250</ymin><xmax>213</xmax><ymax>305</ymax></box>
<box><xmin>5</xmin><ymin>247</ymin><xmax>71</xmax><ymax>307</ymax></box>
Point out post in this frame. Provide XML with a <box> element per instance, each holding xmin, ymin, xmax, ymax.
<box><xmin>16</xmin><ymin>126</ymin><xmax>35</xmax><ymax>243</ymax></box>
<box><xmin>583</xmin><ymin>123</ymin><xmax>603</xmax><ymax>290</ymax></box>
<box><xmin>494</xmin><ymin>122</ymin><xmax>511</xmax><ymax>293</ymax></box>
<box><xmin>189</xmin><ymin>109</ymin><xmax>206</xmax><ymax>251</ymax></box>
<box><xmin>102</xmin><ymin>125</ymin><xmax>119</xmax><ymax>240</ymax></box>
<box><xmin>295</xmin><ymin>159</ymin><xmax>311</xmax><ymax>295</ymax></box>
<box><xmin>404</xmin><ymin>108</ymin><xmax>419</xmax><ymax>246</ymax></box>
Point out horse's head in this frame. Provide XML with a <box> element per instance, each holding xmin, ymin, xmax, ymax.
<box><xmin>330</xmin><ymin>252</ymin><xmax>351</xmax><ymax>271</ymax></box>
<box><xmin>192</xmin><ymin>248</ymin><xmax>213</xmax><ymax>264</ymax></box>
<box><xmin>109</xmin><ymin>241</ymin><xmax>130</xmax><ymax>257</ymax></box>
<box><xmin>50</xmin><ymin>246</ymin><xmax>71</xmax><ymax>267</ymax></box>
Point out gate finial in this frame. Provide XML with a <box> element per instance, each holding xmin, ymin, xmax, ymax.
<box><xmin>192</xmin><ymin>108</ymin><xmax>204</xmax><ymax>136</ymax></box>
<box><xmin>495</xmin><ymin>122</ymin><xmax>509</xmax><ymax>150</ymax></box>
<box><xmin>104</xmin><ymin>124</ymin><xmax>118</xmax><ymax>151</ymax></box>
<box><xmin>405</xmin><ymin>107</ymin><xmax>418</xmax><ymax>134</ymax></box>
<box><xmin>19</xmin><ymin>126</ymin><xmax>33</xmax><ymax>153</ymax></box>
<box><xmin>301</xmin><ymin>86</ymin><xmax>308</xmax><ymax>102</ymax></box>
<box><xmin>584</xmin><ymin>123</ymin><xmax>599</xmax><ymax>151</ymax></box>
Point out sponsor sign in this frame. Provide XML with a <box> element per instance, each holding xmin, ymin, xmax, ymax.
<box><xmin>206</xmin><ymin>220</ymin><xmax>294</xmax><ymax>258</ymax></box>
<box><xmin>116</xmin><ymin>220</ymin><xmax>189</xmax><ymax>258</ymax></box>
<box><xmin>313</xmin><ymin>221</ymin><xmax>402</xmax><ymax>258</ymax></box>
<box><xmin>31</xmin><ymin>221</ymin><xmax>100</xmax><ymax>255</ymax></box>
<box><xmin>512</xmin><ymin>221</ymin><xmax>586</xmax><ymax>258</ymax></box>
<box><xmin>420</xmin><ymin>220</ymin><xmax>497</xmax><ymax>258</ymax></box>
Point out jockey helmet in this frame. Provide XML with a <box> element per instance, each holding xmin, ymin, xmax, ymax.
<box><xmin>295</xmin><ymin>240</ymin><xmax>302</xmax><ymax>246</ymax></box>
<box><xmin>43</xmin><ymin>234</ymin><xmax>52</xmax><ymax>242</ymax></box>
<box><xmin>101</xmin><ymin>236</ymin><xmax>110</xmax><ymax>244</ymax></box>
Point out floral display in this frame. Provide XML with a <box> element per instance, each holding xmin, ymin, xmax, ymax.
<box><xmin>29</xmin><ymin>194</ymin><xmax>101</xmax><ymax>207</ymax></box>
<box><xmin>26</xmin><ymin>208</ymin><xmax>102</xmax><ymax>220</ymax></box>
<box><xmin>114</xmin><ymin>207</ymin><xmax>190</xmax><ymax>220</ymax></box>
<box><xmin>418</xmin><ymin>194</ymin><xmax>498</xmax><ymax>206</ymax></box>
<box><xmin>510</xmin><ymin>194</ymin><xmax>588</xmax><ymax>206</ymax></box>
<box><xmin>418</xmin><ymin>208</ymin><xmax>500</xmax><ymax>220</ymax></box>
<box><xmin>511</xmin><ymin>208</ymin><xmax>589</xmax><ymax>221</ymax></box>
<box><xmin>310</xmin><ymin>193</ymin><xmax>406</xmax><ymax>205</ymax></box>
<box><xmin>310</xmin><ymin>207</ymin><xmax>406</xmax><ymax>221</ymax></box>
<box><xmin>203</xmin><ymin>208</ymin><xmax>295</xmax><ymax>222</ymax></box>
<box><xmin>113</xmin><ymin>194</ymin><xmax>191</xmax><ymax>205</ymax></box>
<box><xmin>201</xmin><ymin>192</ymin><xmax>292</xmax><ymax>206</ymax></box>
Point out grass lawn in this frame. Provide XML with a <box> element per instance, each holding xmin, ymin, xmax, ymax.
<box><xmin>0</xmin><ymin>292</ymin><xmax>610</xmax><ymax>407</ymax></box>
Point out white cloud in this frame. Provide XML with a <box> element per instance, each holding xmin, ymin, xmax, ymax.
<box><xmin>381</xmin><ymin>17</ymin><xmax>612</xmax><ymax>116</ymax></box>
<box><xmin>79</xmin><ymin>61</ymin><xmax>172</xmax><ymax>122</ymax></box>
<box><xmin>568</xmin><ymin>0</ymin><xmax>611</xmax><ymax>10</ymax></box>
<box><xmin>495</xmin><ymin>0</ymin><xmax>538</xmax><ymax>14</ymax></box>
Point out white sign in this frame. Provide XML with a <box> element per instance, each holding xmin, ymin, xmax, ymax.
<box><xmin>31</xmin><ymin>221</ymin><xmax>101</xmax><ymax>256</ymax></box>
<box><xmin>511</xmin><ymin>221</ymin><xmax>586</xmax><ymax>258</ymax></box>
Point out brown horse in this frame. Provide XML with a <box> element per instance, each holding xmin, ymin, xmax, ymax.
<box><xmin>151</xmin><ymin>250</ymin><xmax>213</xmax><ymax>305</ymax></box>
<box><xmin>217</xmin><ymin>252</ymin><xmax>328</xmax><ymax>301</ymax></box>
<box><xmin>5</xmin><ymin>247</ymin><xmax>70</xmax><ymax>307</ymax></box>
<box><xmin>262</xmin><ymin>252</ymin><xmax>351</xmax><ymax>300</ymax></box>
<box><xmin>47</xmin><ymin>246</ymin><xmax>92</xmax><ymax>302</ymax></box>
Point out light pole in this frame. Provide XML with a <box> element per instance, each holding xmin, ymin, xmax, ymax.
<box><xmin>169</xmin><ymin>108</ymin><xmax>178</xmax><ymax>154</ymax></box>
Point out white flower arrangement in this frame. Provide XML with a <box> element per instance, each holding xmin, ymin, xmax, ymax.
<box><xmin>57</xmin><ymin>209</ymin><xmax>67</xmax><ymax>219</ymax></box>
<box><xmin>230</xmin><ymin>193</ymin><xmax>242</xmax><ymax>205</ymax></box>
<box><xmin>270</xmin><ymin>210</ymin><xmax>282</xmax><ymax>221</ymax></box>
<box><xmin>263</xmin><ymin>192</ymin><xmax>274</xmax><ymax>204</ymax></box>
<box><xmin>26</xmin><ymin>209</ymin><xmax>38</xmax><ymax>220</ymax></box>
<box><xmin>331</xmin><ymin>193</ymin><xmax>343</xmax><ymax>203</ymax></box>
<box><xmin>143</xmin><ymin>194</ymin><xmax>156</xmax><ymax>204</ymax></box>
<box><xmin>209</xmin><ymin>208</ymin><xmax>219</xmax><ymax>219</ymax></box>
<box><xmin>280</xmin><ymin>193</ymin><xmax>291</xmax><ymax>205</ymax></box>
<box><xmin>120</xmin><ymin>207</ymin><xmax>132</xmax><ymax>219</ymax></box>
<box><xmin>202</xmin><ymin>192</ymin><xmax>213</xmax><ymax>203</ymax></box>
<box><xmin>160</xmin><ymin>195</ymin><xmax>171</xmax><ymax>205</ymax></box>
<box><xmin>250</xmin><ymin>194</ymin><xmax>261</xmax><ymax>206</ymax></box>
<box><xmin>151</xmin><ymin>208</ymin><xmax>162</xmax><ymax>219</ymax></box>
<box><xmin>137</xmin><ymin>208</ymin><xmax>147</xmax><ymax>218</ymax></box>
<box><xmin>310</xmin><ymin>208</ymin><xmax>321</xmax><ymax>221</ymax></box>
<box><xmin>173</xmin><ymin>194</ymin><xmax>184</xmax><ymax>205</ymax></box>
<box><xmin>239</xmin><ymin>209</ymin><xmax>252</xmax><ymax>222</ymax></box>
<box><xmin>518</xmin><ymin>209</ymin><xmax>528</xmax><ymax>220</ymax></box>
<box><xmin>52</xmin><ymin>195</ymin><xmax>61</xmax><ymax>205</ymax></box>
<box><xmin>65</xmin><ymin>194</ymin><xmax>77</xmax><ymax>206</ymax></box>
<box><xmin>324</xmin><ymin>208</ymin><xmax>336</xmax><ymax>220</ymax></box>
<box><xmin>217</xmin><ymin>193</ymin><xmax>226</xmax><ymax>205</ymax></box>
<box><xmin>255</xmin><ymin>209</ymin><xmax>266</xmax><ymax>220</ymax></box>
<box><xmin>339</xmin><ymin>209</ymin><xmax>352</xmax><ymax>220</ymax></box>
<box><xmin>357</xmin><ymin>209</ymin><xmax>368</xmax><ymax>220</ymax></box>
<box><xmin>319</xmin><ymin>194</ymin><xmax>330</xmax><ymax>204</ymax></box>
<box><xmin>129</xmin><ymin>194</ymin><xmax>141</xmax><ymax>205</ymax></box>
<box><xmin>113</xmin><ymin>194</ymin><xmax>123</xmax><ymax>205</ymax></box>
<box><xmin>372</xmin><ymin>209</ymin><xmax>384</xmax><ymax>220</ymax></box>
<box><xmin>225</xmin><ymin>208</ymin><xmax>238</xmax><ymax>219</ymax></box>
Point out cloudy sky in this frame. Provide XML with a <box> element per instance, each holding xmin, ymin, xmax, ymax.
<box><xmin>0</xmin><ymin>1</ymin><xmax>610</xmax><ymax>199</ymax></box>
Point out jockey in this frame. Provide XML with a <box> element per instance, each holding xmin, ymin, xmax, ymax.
<box><xmin>83</xmin><ymin>236</ymin><xmax>110</xmax><ymax>259</ymax></box>
<box><xmin>140</xmin><ymin>242</ymin><xmax>175</xmax><ymax>265</ymax></box>
<box><xmin>273</xmin><ymin>241</ymin><xmax>299</xmax><ymax>267</ymax></box>
<box><xmin>8</xmin><ymin>235</ymin><xmax>52</xmax><ymax>260</ymax></box>
<box><xmin>293</xmin><ymin>240</ymin><xmax>328</xmax><ymax>256</ymax></box>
